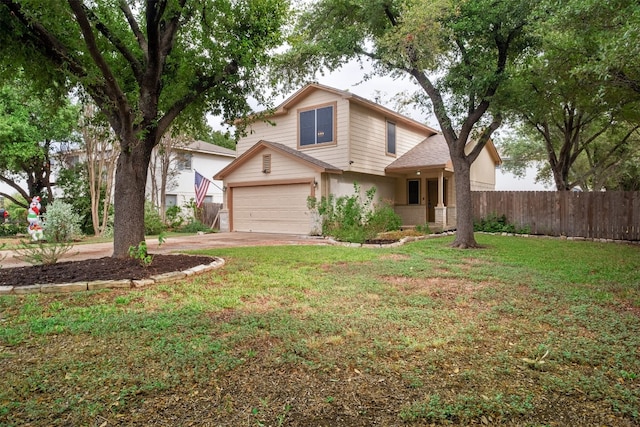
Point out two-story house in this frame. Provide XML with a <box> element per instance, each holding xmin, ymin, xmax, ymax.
<box><xmin>214</xmin><ymin>83</ymin><xmax>500</xmax><ymax>234</ymax></box>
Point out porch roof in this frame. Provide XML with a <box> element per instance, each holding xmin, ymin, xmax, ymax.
<box><xmin>385</xmin><ymin>134</ymin><xmax>453</xmax><ymax>173</ymax></box>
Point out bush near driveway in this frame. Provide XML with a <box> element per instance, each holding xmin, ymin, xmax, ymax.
<box><xmin>0</xmin><ymin>235</ymin><xmax>639</xmax><ymax>426</ymax></box>
<box><xmin>308</xmin><ymin>183</ymin><xmax>402</xmax><ymax>243</ymax></box>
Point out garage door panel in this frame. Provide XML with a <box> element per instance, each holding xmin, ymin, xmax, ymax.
<box><xmin>232</xmin><ymin>184</ymin><xmax>311</xmax><ymax>234</ymax></box>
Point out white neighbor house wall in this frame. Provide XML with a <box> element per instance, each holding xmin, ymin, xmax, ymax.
<box><xmin>150</xmin><ymin>141</ymin><xmax>235</xmax><ymax>210</ymax></box>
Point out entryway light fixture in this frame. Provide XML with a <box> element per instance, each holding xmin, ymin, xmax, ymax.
<box><xmin>416</xmin><ymin>171</ymin><xmax>421</xmax><ymax>175</ymax></box>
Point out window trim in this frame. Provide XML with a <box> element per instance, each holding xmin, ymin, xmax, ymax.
<box><xmin>176</xmin><ymin>152</ymin><xmax>192</xmax><ymax>171</ymax></box>
<box><xmin>297</xmin><ymin>102</ymin><xmax>337</xmax><ymax>149</ymax></box>
<box><xmin>386</xmin><ymin>120</ymin><xmax>397</xmax><ymax>156</ymax></box>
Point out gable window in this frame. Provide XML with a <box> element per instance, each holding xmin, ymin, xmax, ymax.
<box><xmin>262</xmin><ymin>154</ymin><xmax>271</xmax><ymax>173</ymax></box>
<box><xmin>408</xmin><ymin>179</ymin><xmax>420</xmax><ymax>205</ymax></box>
<box><xmin>299</xmin><ymin>104</ymin><xmax>335</xmax><ymax>147</ymax></box>
<box><xmin>176</xmin><ymin>152</ymin><xmax>192</xmax><ymax>171</ymax></box>
<box><xmin>386</xmin><ymin>121</ymin><xmax>396</xmax><ymax>155</ymax></box>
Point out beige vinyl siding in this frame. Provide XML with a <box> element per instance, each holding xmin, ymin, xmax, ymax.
<box><xmin>224</xmin><ymin>148</ymin><xmax>315</xmax><ymax>184</ymax></box>
<box><xmin>237</xmin><ymin>92</ymin><xmax>350</xmax><ymax>169</ymax></box>
<box><xmin>395</xmin><ymin>123</ymin><xmax>429</xmax><ymax>157</ymax></box>
<box><xmin>326</xmin><ymin>172</ymin><xmax>396</xmax><ymax>204</ymax></box>
<box><xmin>237</xmin><ymin>118</ymin><xmax>298</xmax><ymax>154</ymax></box>
<box><xmin>348</xmin><ymin>103</ymin><xmax>428</xmax><ymax>176</ymax></box>
<box><xmin>468</xmin><ymin>144</ymin><xmax>497</xmax><ymax>190</ymax></box>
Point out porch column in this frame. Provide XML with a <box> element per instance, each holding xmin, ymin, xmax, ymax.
<box><xmin>435</xmin><ymin>171</ymin><xmax>446</xmax><ymax>228</ymax></box>
<box><xmin>437</xmin><ymin>171</ymin><xmax>444</xmax><ymax>207</ymax></box>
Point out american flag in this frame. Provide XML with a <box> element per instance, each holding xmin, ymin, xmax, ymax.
<box><xmin>194</xmin><ymin>170</ymin><xmax>211</xmax><ymax>208</ymax></box>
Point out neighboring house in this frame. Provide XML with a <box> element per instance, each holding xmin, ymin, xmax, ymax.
<box><xmin>214</xmin><ymin>83</ymin><xmax>501</xmax><ymax>234</ymax></box>
<box><xmin>155</xmin><ymin>140</ymin><xmax>236</xmax><ymax>209</ymax></box>
<box><xmin>58</xmin><ymin>140</ymin><xmax>235</xmax><ymax>210</ymax></box>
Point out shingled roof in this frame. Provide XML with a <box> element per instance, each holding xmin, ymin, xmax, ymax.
<box><xmin>181</xmin><ymin>140</ymin><xmax>236</xmax><ymax>157</ymax></box>
<box><xmin>385</xmin><ymin>134</ymin><xmax>453</xmax><ymax>172</ymax></box>
<box><xmin>214</xmin><ymin>140</ymin><xmax>342</xmax><ymax>180</ymax></box>
<box><xmin>260</xmin><ymin>141</ymin><xmax>342</xmax><ymax>173</ymax></box>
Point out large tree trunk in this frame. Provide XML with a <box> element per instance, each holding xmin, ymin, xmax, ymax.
<box><xmin>112</xmin><ymin>138</ymin><xmax>153</xmax><ymax>258</ymax></box>
<box><xmin>450</xmin><ymin>155</ymin><xmax>478</xmax><ymax>248</ymax></box>
<box><xmin>549</xmin><ymin>153</ymin><xmax>571</xmax><ymax>191</ymax></box>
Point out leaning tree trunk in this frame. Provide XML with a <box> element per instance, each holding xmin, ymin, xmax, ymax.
<box><xmin>450</xmin><ymin>156</ymin><xmax>478</xmax><ymax>249</ymax></box>
<box><xmin>112</xmin><ymin>138</ymin><xmax>153</xmax><ymax>258</ymax></box>
<box><xmin>550</xmin><ymin>158</ymin><xmax>571</xmax><ymax>191</ymax></box>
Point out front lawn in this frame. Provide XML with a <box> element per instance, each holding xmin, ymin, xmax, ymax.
<box><xmin>1</xmin><ymin>235</ymin><xmax>639</xmax><ymax>426</ymax></box>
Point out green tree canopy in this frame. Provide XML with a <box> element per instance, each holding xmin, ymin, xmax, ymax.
<box><xmin>0</xmin><ymin>78</ymin><xmax>79</xmax><ymax>207</ymax></box>
<box><xmin>0</xmin><ymin>0</ymin><xmax>289</xmax><ymax>257</ymax></box>
<box><xmin>498</xmin><ymin>0</ymin><xmax>640</xmax><ymax>191</ymax></box>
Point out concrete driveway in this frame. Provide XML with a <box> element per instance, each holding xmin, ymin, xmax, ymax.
<box><xmin>1</xmin><ymin>232</ymin><xmax>327</xmax><ymax>268</ymax></box>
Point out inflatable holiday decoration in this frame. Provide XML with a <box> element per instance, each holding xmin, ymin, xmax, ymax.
<box><xmin>27</xmin><ymin>196</ymin><xmax>44</xmax><ymax>241</ymax></box>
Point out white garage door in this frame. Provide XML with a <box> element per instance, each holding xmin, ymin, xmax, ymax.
<box><xmin>232</xmin><ymin>184</ymin><xmax>312</xmax><ymax>234</ymax></box>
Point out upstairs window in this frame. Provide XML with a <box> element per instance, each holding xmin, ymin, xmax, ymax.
<box><xmin>176</xmin><ymin>152</ymin><xmax>192</xmax><ymax>171</ymax></box>
<box><xmin>386</xmin><ymin>121</ymin><xmax>396</xmax><ymax>155</ymax></box>
<box><xmin>299</xmin><ymin>104</ymin><xmax>335</xmax><ymax>147</ymax></box>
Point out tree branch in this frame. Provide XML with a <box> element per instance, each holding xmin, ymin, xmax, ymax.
<box><xmin>118</xmin><ymin>0</ymin><xmax>148</xmax><ymax>61</ymax></box>
<box><xmin>81</xmin><ymin>2</ymin><xmax>144</xmax><ymax>81</ymax></box>
<box><xmin>467</xmin><ymin>114</ymin><xmax>502</xmax><ymax>165</ymax></box>
<box><xmin>157</xmin><ymin>60</ymin><xmax>240</xmax><ymax>136</ymax></box>
<box><xmin>1</xmin><ymin>0</ymin><xmax>87</xmax><ymax>77</ymax></box>
<box><xmin>159</xmin><ymin>0</ymin><xmax>187</xmax><ymax>56</ymax></box>
<box><xmin>67</xmin><ymin>0</ymin><xmax>132</xmax><ymax>134</ymax></box>
<box><xmin>383</xmin><ymin>3</ymin><xmax>397</xmax><ymax>27</ymax></box>
<box><xmin>408</xmin><ymin>67</ymin><xmax>458</xmax><ymax>144</ymax></box>
<box><xmin>0</xmin><ymin>174</ymin><xmax>29</xmax><ymax>204</ymax></box>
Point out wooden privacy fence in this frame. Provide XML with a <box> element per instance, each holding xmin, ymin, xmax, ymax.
<box><xmin>200</xmin><ymin>203</ymin><xmax>223</xmax><ymax>228</ymax></box>
<box><xmin>472</xmin><ymin>191</ymin><xmax>640</xmax><ymax>241</ymax></box>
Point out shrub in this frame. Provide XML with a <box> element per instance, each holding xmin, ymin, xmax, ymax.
<box><xmin>44</xmin><ymin>200</ymin><xmax>83</xmax><ymax>243</ymax></box>
<box><xmin>128</xmin><ymin>241</ymin><xmax>153</xmax><ymax>267</ymax></box>
<box><xmin>5</xmin><ymin>196</ymin><xmax>27</xmax><ymax>222</ymax></box>
<box><xmin>474</xmin><ymin>213</ymin><xmax>531</xmax><ymax>234</ymax></box>
<box><xmin>0</xmin><ymin>222</ymin><xmax>23</xmax><ymax>237</ymax></box>
<box><xmin>144</xmin><ymin>202</ymin><xmax>166</xmax><ymax>235</ymax></box>
<box><xmin>366</xmin><ymin>202</ymin><xmax>402</xmax><ymax>237</ymax></box>
<box><xmin>13</xmin><ymin>240</ymin><xmax>76</xmax><ymax>265</ymax></box>
<box><xmin>309</xmin><ymin>184</ymin><xmax>402</xmax><ymax>243</ymax></box>
<box><xmin>165</xmin><ymin>205</ymin><xmax>184</xmax><ymax>229</ymax></box>
<box><xmin>178</xmin><ymin>219</ymin><xmax>211</xmax><ymax>233</ymax></box>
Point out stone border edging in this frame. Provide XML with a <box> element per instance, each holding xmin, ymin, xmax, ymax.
<box><xmin>475</xmin><ymin>231</ymin><xmax>640</xmax><ymax>245</ymax></box>
<box><xmin>0</xmin><ymin>257</ymin><xmax>225</xmax><ymax>296</ymax></box>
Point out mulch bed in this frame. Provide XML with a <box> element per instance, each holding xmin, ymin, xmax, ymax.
<box><xmin>0</xmin><ymin>254</ymin><xmax>215</xmax><ymax>287</ymax></box>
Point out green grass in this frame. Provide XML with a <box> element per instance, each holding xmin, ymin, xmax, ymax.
<box><xmin>0</xmin><ymin>235</ymin><xmax>639</xmax><ymax>426</ymax></box>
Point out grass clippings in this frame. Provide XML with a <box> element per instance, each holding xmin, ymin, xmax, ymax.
<box><xmin>1</xmin><ymin>235</ymin><xmax>639</xmax><ymax>426</ymax></box>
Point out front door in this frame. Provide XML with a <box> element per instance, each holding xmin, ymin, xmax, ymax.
<box><xmin>427</xmin><ymin>180</ymin><xmax>438</xmax><ymax>222</ymax></box>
